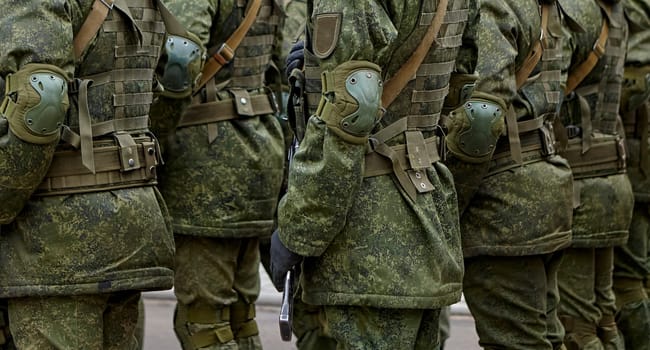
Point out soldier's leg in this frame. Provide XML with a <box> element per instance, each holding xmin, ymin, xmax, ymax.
<box><xmin>230</xmin><ymin>238</ymin><xmax>262</xmax><ymax>350</ymax></box>
<box><xmin>8</xmin><ymin>295</ymin><xmax>109</xmax><ymax>349</ymax></box>
<box><xmin>0</xmin><ymin>299</ymin><xmax>15</xmax><ymax>350</ymax></box>
<box><xmin>438</xmin><ymin>306</ymin><xmax>451</xmax><ymax>350</ymax></box>
<box><xmin>557</xmin><ymin>248</ymin><xmax>604</xmax><ymax>350</ymax></box>
<box><xmin>323</xmin><ymin>305</ymin><xmax>440</xmax><ymax>350</ymax></box>
<box><xmin>464</xmin><ymin>253</ymin><xmax>566</xmax><ymax>350</ymax></box>
<box><xmin>545</xmin><ymin>250</ymin><xmax>566</xmax><ymax>350</ymax></box>
<box><xmin>613</xmin><ymin>203</ymin><xmax>650</xmax><ymax>350</ymax></box>
<box><xmin>136</xmin><ymin>296</ymin><xmax>145</xmax><ymax>349</ymax></box>
<box><xmin>594</xmin><ymin>247</ymin><xmax>624</xmax><ymax>350</ymax></box>
<box><xmin>103</xmin><ymin>291</ymin><xmax>142</xmax><ymax>350</ymax></box>
<box><xmin>173</xmin><ymin>235</ymin><xmax>259</xmax><ymax>350</ymax></box>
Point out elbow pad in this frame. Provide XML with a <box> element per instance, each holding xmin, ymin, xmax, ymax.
<box><xmin>445</xmin><ymin>92</ymin><xmax>507</xmax><ymax>163</ymax></box>
<box><xmin>159</xmin><ymin>33</ymin><xmax>206</xmax><ymax>98</ymax></box>
<box><xmin>0</xmin><ymin>63</ymin><xmax>69</xmax><ymax>144</ymax></box>
<box><xmin>317</xmin><ymin>60</ymin><xmax>383</xmax><ymax>144</ymax></box>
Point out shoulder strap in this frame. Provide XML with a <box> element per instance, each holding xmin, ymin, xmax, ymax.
<box><xmin>73</xmin><ymin>0</ymin><xmax>115</xmax><ymax>60</ymax></box>
<box><xmin>564</xmin><ymin>4</ymin><xmax>611</xmax><ymax>95</ymax></box>
<box><xmin>380</xmin><ymin>0</ymin><xmax>448</xmax><ymax>109</ymax></box>
<box><xmin>515</xmin><ymin>3</ymin><xmax>550</xmax><ymax>89</ymax></box>
<box><xmin>193</xmin><ymin>0</ymin><xmax>263</xmax><ymax>94</ymax></box>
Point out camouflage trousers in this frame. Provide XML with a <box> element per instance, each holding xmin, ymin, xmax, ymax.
<box><xmin>259</xmin><ymin>237</ymin><xmax>337</xmax><ymax>350</ymax></box>
<box><xmin>613</xmin><ymin>202</ymin><xmax>650</xmax><ymax>350</ymax></box>
<box><xmin>463</xmin><ymin>253</ymin><xmax>566</xmax><ymax>350</ymax></box>
<box><xmin>8</xmin><ymin>291</ymin><xmax>141</xmax><ymax>350</ymax></box>
<box><xmin>558</xmin><ymin>247</ymin><xmax>624</xmax><ymax>350</ymax></box>
<box><xmin>322</xmin><ymin>305</ymin><xmax>441</xmax><ymax>350</ymax></box>
<box><xmin>438</xmin><ymin>306</ymin><xmax>450</xmax><ymax>349</ymax></box>
<box><xmin>173</xmin><ymin>235</ymin><xmax>262</xmax><ymax>350</ymax></box>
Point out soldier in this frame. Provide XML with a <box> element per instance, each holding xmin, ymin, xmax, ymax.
<box><xmin>554</xmin><ymin>1</ymin><xmax>631</xmax><ymax>349</ymax></box>
<box><xmin>156</xmin><ymin>0</ymin><xmax>287</xmax><ymax>349</ymax></box>
<box><xmin>613</xmin><ymin>0</ymin><xmax>650</xmax><ymax>348</ymax></box>
<box><xmin>444</xmin><ymin>0</ymin><xmax>574</xmax><ymax>348</ymax></box>
<box><xmin>270</xmin><ymin>0</ymin><xmax>472</xmax><ymax>347</ymax></box>
<box><xmin>0</xmin><ymin>0</ymin><xmax>200</xmax><ymax>347</ymax></box>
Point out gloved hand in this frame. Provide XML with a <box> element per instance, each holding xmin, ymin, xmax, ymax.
<box><xmin>270</xmin><ymin>229</ymin><xmax>303</xmax><ymax>292</ymax></box>
<box><xmin>285</xmin><ymin>40</ymin><xmax>305</xmax><ymax>79</ymax></box>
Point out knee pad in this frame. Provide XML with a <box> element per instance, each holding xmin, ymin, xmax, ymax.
<box><xmin>159</xmin><ymin>32</ymin><xmax>205</xmax><ymax>98</ymax></box>
<box><xmin>175</xmin><ymin>302</ymin><xmax>235</xmax><ymax>349</ymax></box>
<box><xmin>445</xmin><ymin>91</ymin><xmax>506</xmax><ymax>163</ymax></box>
<box><xmin>230</xmin><ymin>302</ymin><xmax>259</xmax><ymax>339</ymax></box>
<box><xmin>317</xmin><ymin>60</ymin><xmax>383</xmax><ymax>144</ymax></box>
<box><xmin>1</xmin><ymin>63</ymin><xmax>69</xmax><ymax>144</ymax></box>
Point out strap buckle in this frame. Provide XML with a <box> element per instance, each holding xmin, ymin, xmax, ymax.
<box><xmin>213</xmin><ymin>43</ymin><xmax>235</xmax><ymax>65</ymax></box>
<box><xmin>566</xmin><ymin>125</ymin><xmax>582</xmax><ymax>139</ymax></box>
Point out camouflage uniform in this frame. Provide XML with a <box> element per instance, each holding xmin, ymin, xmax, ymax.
<box><xmin>157</xmin><ymin>0</ymin><xmax>286</xmax><ymax>349</ymax></box>
<box><xmin>612</xmin><ymin>0</ymin><xmax>650</xmax><ymax>348</ymax></box>
<box><xmin>554</xmin><ymin>1</ymin><xmax>631</xmax><ymax>349</ymax></box>
<box><xmin>0</xmin><ymin>1</ymin><xmax>177</xmax><ymax>348</ymax></box>
<box><xmin>275</xmin><ymin>0</ymin><xmax>472</xmax><ymax>348</ymax></box>
<box><xmin>446</xmin><ymin>0</ymin><xmax>574</xmax><ymax>349</ymax></box>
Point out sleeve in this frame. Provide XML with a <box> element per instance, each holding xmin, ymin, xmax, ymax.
<box><xmin>277</xmin><ymin>0</ymin><xmax>396</xmax><ymax>256</ymax></box>
<box><xmin>0</xmin><ymin>0</ymin><xmax>74</xmax><ymax>224</ymax></box>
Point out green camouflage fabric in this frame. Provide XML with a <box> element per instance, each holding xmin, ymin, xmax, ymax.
<box><xmin>158</xmin><ymin>0</ymin><xmax>285</xmax><ymax>239</ymax></box>
<box><xmin>278</xmin><ymin>0</ymin><xmax>469</xmax><ymax>310</ymax></box>
<box><xmin>323</xmin><ymin>305</ymin><xmax>441</xmax><ymax>349</ymax></box>
<box><xmin>458</xmin><ymin>0</ymin><xmax>573</xmax><ymax>258</ymax></box>
<box><xmin>555</xmin><ymin>2</ymin><xmax>630</xmax><ymax>349</ymax></box>
<box><xmin>611</xmin><ymin>1</ymin><xmax>650</xmax><ymax>349</ymax></box>
<box><xmin>463</xmin><ymin>253</ymin><xmax>566</xmax><ymax>350</ymax></box>
<box><xmin>0</xmin><ymin>3</ymin><xmax>72</xmax><ymax>224</ymax></box>
<box><xmin>0</xmin><ymin>0</ymin><xmax>174</xmax><ymax>298</ymax></box>
<box><xmin>439</xmin><ymin>306</ymin><xmax>451</xmax><ymax>349</ymax></box>
<box><xmin>8</xmin><ymin>292</ymin><xmax>141</xmax><ymax>350</ymax></box>
<box><xmin>558</xmin><ymin>0</ymin><xmax>631</xmax><ymax>248</ymax></box>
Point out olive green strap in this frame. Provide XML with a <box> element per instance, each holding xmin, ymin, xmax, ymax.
<box><xmin>381</xmin><ymin>0</ymin><xmax>448</xmax><ymax>108</ymax></box>
<box><xmin>78</xmin><ymin>80</ymin><xmax>95</xmax><ymax>173</ymax></box>
<box><xmin>74</xmin><ymin>0</ymin><xmax>115</xmax><ymax>60</ymax></box>
<box><xmin>639</xmin><ymin>102</ymin><xmax>650</xmax><ymax>175</ymax></box>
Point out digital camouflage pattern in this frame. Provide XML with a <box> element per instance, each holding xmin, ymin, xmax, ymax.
<box><xmin>612</xmin><ymin>0</ymin><xmax>650</xmax><ymax>348</ymax></box>
<box><xmin>557</xmin><ymin>0</ymin><xmax>631</xmax><ymax>248</ymax></box>
<box><xmin>454</xmin><ymin>0</ymin><xmax>572</xmax><ymax>349</ymax></box>
<box><xmin>458</xmin><ymin>0</ymin><xmax>573</xmax><ymax>258</ymax></box>
<box><xmin>555</xmin><ymin>1</ymin><xmax>630</xmax><ymax>349</ymax></box>
<box><xmin>323</xmin><ymin>306</ymin><xmax>441</xmax><ymax>350</ymax></box>
<box><xmin>158</xmin><ymin>0</ymin><xmax>285</xmax><ymax>239</ymax></box>
<box><xmin>0</xmin><ymin>0</ymin><xmax>174</xmax><ymax>298</ymax></box>
<box><xmin>0</xmin><ymin>2</ymin><xmax>73</xmax><ymax>224</ymax></box>
<box><xmin>278</xmin><ymin>0</ymin><xmax>469</xmax><ymax>311</ymax></box>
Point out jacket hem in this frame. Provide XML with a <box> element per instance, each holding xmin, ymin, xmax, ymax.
<box><xmin>463</xmin><ymin>237</ymin><xmax>571</xmax><ymax>258</ymax></box>
<box><xmin>172</xmin><ymin>221</ymin><xmax>275</xmax><ymax>238</ymax></box>
<box><xmin>302</xmin><ymin>285</ymin><xmax>463</xmax><ymax>309</ymax></box>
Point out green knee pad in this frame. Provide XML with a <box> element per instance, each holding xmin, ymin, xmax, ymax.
<box><xmin>230</xmin><ymin>302</ymin><xmax>259</xmax><ymax>339</ymax></box>
<box><xmin>561</xmin><ymin>315</ymin><xmax>603</xmax><ymax>350</ymax></box>
<box><xmin>174</xmin><ymin>303</ymin><xmax>234</xmax><ymax>349</ymax></box>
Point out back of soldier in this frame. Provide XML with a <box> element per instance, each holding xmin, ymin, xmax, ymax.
<box><xmin>0</xmin><ymin>1</ymin><xmax>176</xmax><ymax>348</ymax></box>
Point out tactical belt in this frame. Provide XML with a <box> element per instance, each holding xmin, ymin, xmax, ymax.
<box><xmin>178</xmin><ymin>93</ymin><xmax>275</xmax><ymax>128</ymax></box>
<box><xmin>364</xmin><ymin>136</ymin><xmax>441</xmax><ymax>177</ymax></box>
<box><xmin>561</xmin><ymin>134</ymin><xmax>625</xmax><ymax>179</ymax></box>
<box><xmin>35</xmin><ymin>135</ymin><xmax>159</xmax><ymax>196</ymax></box>
<box><xmin>488</xmin><ymin>129</ymin><xmax>552</xmax><ymax>176</ymax></box>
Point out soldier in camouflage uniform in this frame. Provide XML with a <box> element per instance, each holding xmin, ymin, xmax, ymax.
<box><xmin>612</xmin><ymin>0</ymin><xmax>650</xmax><ymax>348</ymax></box>
<box><xmin>443</xmin><ymin>0</ymin><xmax>574</xmax><ymax>348</ymax></box>
<box><xmin>554</xmin><ymin>1</ymin><xmax>631</xmax><ymax>349</ymax></box>
<box><xmin>156</xmin><ymin>0</ymin><xmax>286</xmax><ymax>349</ymax></box>
<box><xmin>270</xmin><ymin>0</ymin><xmax>473</xmax><ymax>348</ymax></box>
<box><xmin>0</xmin><ymin>0</ymin><xmax>196</xmax><ymax>347</ymax></box>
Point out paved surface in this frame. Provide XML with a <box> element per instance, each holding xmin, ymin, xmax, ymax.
<box><xmin>142</xmin><ymin>265</ymin><xmax>480</xmax><ymax>349</ymax></box>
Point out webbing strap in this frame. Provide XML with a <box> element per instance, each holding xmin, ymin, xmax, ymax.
<box><xmin>505</xmin><ymin>106</ymin><xmax>523</xmax><ymax>164</ymax></box>
<box><xmin>565</xmin><ymin>14</ymin><xmax>610</xmax><ymax>95</ymax></box>
<box><xmin>74</xmin><ymin>0</ymin><xmax>115</xmax><ymax>60</ymax></box>
<box><xmin>77</xmin><ymin>80</ymin><xmax>95</xmax><ymax>173</ymax></box>
<box><xmin>381</xmin><ymin>0</ymin><xmax>448</xmax><ymax>108</ymax></box>
<box><xmin>515</xmin><ymin>4</ymin><xmax>550</xmax><ymax>89</ymax></box>
<box><xmin>194</xmin><ymin>0</ymin><xmax>262</xmax><ymax>93</ymax></box>
<box><xmin>179</xmin><ymin>94</ymin><xmax>275</xmax><ymax>127</ymax></box>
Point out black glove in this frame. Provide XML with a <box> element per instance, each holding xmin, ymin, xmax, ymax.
<box><xmin>285</xmin><ymin>40</ymin><xmax>305</xmax><ymax>79</ymax></box>
<box><xmin>270</xmin><ymin>229</ymin><xmax>303</xmax><ymax>292</ymax></box>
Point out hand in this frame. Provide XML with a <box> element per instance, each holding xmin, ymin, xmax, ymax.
<box><xmin>285</xmin><ymin>40</ymin><xmax>305</xmax><ymax>79</ymax></box>
<box><xmin>270</xmin><ymin>229</ymin><xmax>303</xmax><ymax>292</ymax></box>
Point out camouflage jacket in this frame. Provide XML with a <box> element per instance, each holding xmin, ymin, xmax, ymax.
<box><xmin>277</xmin><ymin>0</ymin><xmax>471</xmax><ymax>309</ymax></box>
<box><xmin>157</xmin><ymin>0</ymin><xmax>286</xmax><ymax>238</ymax></box>
<box><xmin>0</xmin><ymin>0</ymin><xmax>175</xmax><ymax>297</ymax></box>
<box><xmin>557</xmin><ymin>0</ymin><xmax>632</xmax><ymax>248</ymax></box>
<box><xmin>458</xmin><ymin>0</ymin><xmax>574</xmax><ymax>257</ymax></box>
